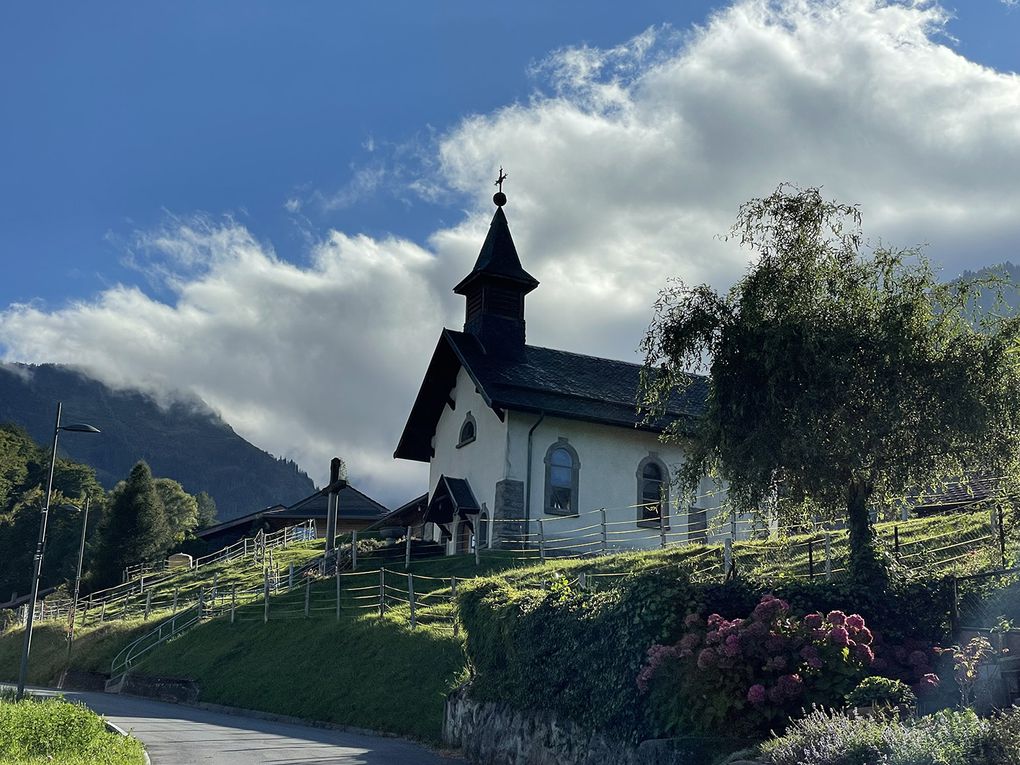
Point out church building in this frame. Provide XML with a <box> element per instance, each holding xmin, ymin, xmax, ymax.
<box><xmin>393</xmin><ymin>181</ymin><xmax>737</xmax><ymax>554</ymax></box>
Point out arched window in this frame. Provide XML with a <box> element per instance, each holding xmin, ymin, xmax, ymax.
<box><xmin>544</xmin><ymin>439</ymin><xmax>579</xmax><ymax>516</ymax></box>
<box><xmin>637</xmin><ymin>456</ymin><xmax>669</xmax><ymax>527</ymax></box>
<box><xmin>457</xmin><ymin>413</ymin><xmax>476</xmax><ymax>447</ymax></box>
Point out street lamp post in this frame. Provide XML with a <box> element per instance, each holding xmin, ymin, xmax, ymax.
<box><xmin>16</xmin><ymin>402</ymin><xmax>100</xmax><ymax>699</ymax></box>
<box><xmin>66</xmin><ymin>496</ymin><xmax>91</xmax><ymax>667</ymax></box>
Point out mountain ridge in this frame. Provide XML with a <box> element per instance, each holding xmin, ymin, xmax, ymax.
<box><xmin>0</xmin><ymin>363</ymin><xmax>316</xmax><ymax>521</ymax></box>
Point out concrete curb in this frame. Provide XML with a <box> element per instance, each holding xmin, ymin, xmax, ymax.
<box><xmin>104</xmin><ymin>719</ymin><xmax>152</xmax><ymax>765</ymax></box>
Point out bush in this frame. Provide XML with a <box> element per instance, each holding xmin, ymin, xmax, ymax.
<box><xmin>459</xmin><ymin>568</ymin><xmax>955</xmax><ymax>740</ymax></box>
<box><xmin>844</xmin><ymin>676</ymin><xmax>916</xmax><ymax>709</ymax></box>
<box><xmin>638</xmin><ymin>596</ymin><xmax>875</xmax><ymax>736</ymax></box>
<box><xmin>759</xmin><ymin>706</ymin><xmax>1019</xmax><ymax>765</ymax></box>
<box><xmin>0</xmin><ymin>694</ymin><xmax>145</xmax><ymax>763</ymax></box>
<box><xmin>459</xmin><ymin>568</ymin><xmax>693</xmax><ymax>737</ymax></box>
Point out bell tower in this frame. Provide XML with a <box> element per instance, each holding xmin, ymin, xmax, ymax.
<box><xmin>453</xmin><ymin>169</ymin><xmax>539</xmax><ymax>356</ymax></box>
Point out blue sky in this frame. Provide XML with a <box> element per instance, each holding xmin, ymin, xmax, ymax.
<box><xmin>2</xmin><ymin>1</ymin><xmax>1020</xmax><ymax>502</ymax></box>
<box><xmin>1</xmin><ymin>0</ymin><xmax>730</xmax><ymax>307</ymax></box>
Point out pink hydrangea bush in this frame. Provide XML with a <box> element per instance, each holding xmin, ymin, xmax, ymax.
<box><xmin>637</xmin><ymin>596</ymin><xmax>877</xmax><ymax>736</ymax></box>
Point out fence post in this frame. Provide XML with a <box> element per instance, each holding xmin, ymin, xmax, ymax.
<box><xmin>824</xmin><ymin>533</ymin><xmax>833</xmax><ymax>581</ymax></box>
<box><xmin>304</xmin><ymin>576</ymin><xmax>311</xmax><ymax>618</ymax></box>
<box><xmin>998</xmin><ymin>505</ymin><xmax>1008</xmax><ymax>568</ymax></box>
<box><xmin>451</xmin><ymin>577</ymin><xmax>458</xmax><ymax>637</ymax></box>
<box><xmin>336</xmin><ymin>562</ymin><xmax>341</xmax><ymax>621</ymax></box>
<box><xmin>894</xmin><ymin>525</ymin><xmax>900</xmax><ymax>560</ymax></box>
<box><xmin>100</xmin><ymin>602</ymin><xmax>106</xmax><ymax>623</ymax></box>
<box><xmin>474</xmin><ymin>532</ymin><xmax>480</xmax><ymax>566</ymax></box>
<box><xmin>950</xmin><ymin>576</ymin><xmax>960</xmax><ymax>633</ymax></box>
<box><xmin>212</xmin><ymin>572</ymin><xmax>218</xmax><ymax>602</ymax></box>
<box><xmin>288</xmin><ymin>564</ymin><xmax>295</xmax><ymax>591</ymax></box>
<box><xmin>538</xmin><ymin>519</ymin><xmax>546</xmax><ymax>563</ymax></box>
<box><xmin>600</xmin><ymin>508</ymin><xmax>608</xmax><ymax>555</ymax></box>
<box><xmin>144</xmin><ymin>590</ymin><xmax>152</xmax><ymax>620</ymax></box>
<box><xmin>723</xmin><ymin>537</ymin><xmax>733</xmax><ymax>578</ymax></box>
<box><xmin>405</xmin><ymin>526</ymin><xmax>413</xmax><ymax>569</ymax></box>
<box><xmin>231</xmin><ymin>584</ymin><xmax>237</xmax><ymax>624</ymax></box>
<box><xmin>378</xmin><ymin>569</ymin><xmax>385</xmax><ymax>618</ymax></box>
<box><xmin>197</xmin><ymin>587</ymin><xmax>205</xmax><ymax>621</ymax></box>
<box><xmin>352</xmin><ymin>530</ymin><xmax>358</xmax><ymax>571</ymax></box>
<box><xmin>172</xmin><ymin>587</ymin><xmax>179</xmax><ymax>614</ymax></box>
<box><xmin>808</xmin><ymin>538</ymin><xmax>815</xmax><ymax>580</ymax></box>
<box><xmin>659</xmin><ymin>509</ymin><xmax>667</xmax><ymax>548</ymax></box>
<box><xmin>408</xmin><ymin>572</ymin><xmax>416</xmax><ymax>629</ymax></box>
<box><xmin>263</xmin><ymin>569</ymin><xmax>270</xmax><ymax>624</ymax></box>
<box><xmin>579</xmin><ymin>572</ymin><xmax>587</xmax><ymax>591</ymax></box>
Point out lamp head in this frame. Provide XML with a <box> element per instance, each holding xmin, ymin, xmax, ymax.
<box><xmin>60</xmin><ymin>423</ymin><xmax>101</xmax><ymax>434</ymax></box>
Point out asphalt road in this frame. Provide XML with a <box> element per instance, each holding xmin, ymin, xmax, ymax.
<box><xmin>28</xmin><ymin>688</ymin><xmax>461</xmax><ymax>765</ymax></box>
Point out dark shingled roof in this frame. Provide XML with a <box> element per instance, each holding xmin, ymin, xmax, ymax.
<box><xmin>453</xmin><ymin>207</ymin><xmax>538</xmax><ymax>294</ymax></box>
<box><xmin>272</xmin><ymin>484</ymin><xmax>389</xmax><ymax>521</ymax></box>
<box><xmin>394</xmin><ymin>329</ymin><xmax>707</xmax><ymax>463</ymax></box>
<box><xmin>426</xmin><ymin>475</ymin><xmax>481</xmax><ymax>525</ymax></box>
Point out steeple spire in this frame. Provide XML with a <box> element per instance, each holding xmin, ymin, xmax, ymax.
<box><xmin>453</xmin><ymin>171</ymin><xmax>538</xmax><ymax>355</ymax></box>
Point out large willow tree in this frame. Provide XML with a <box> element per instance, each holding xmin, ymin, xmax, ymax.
<box><xmin>641</xmin><ymin>185</ymin><xmax>1020</xmax><ymax>586</ymax></box>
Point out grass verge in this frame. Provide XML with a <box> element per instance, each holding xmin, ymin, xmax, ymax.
<box><xmin>0</xmin><ymin>691</ymin><xmax>146</xmax><ymax>764</ymax></box>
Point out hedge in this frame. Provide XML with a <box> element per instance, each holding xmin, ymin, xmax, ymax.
<box><xmin>457</xmin><ymin>568</ymin><xmax>957</xmax><ymax>740</ymax></box>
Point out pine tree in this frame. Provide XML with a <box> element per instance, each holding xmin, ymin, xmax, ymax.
<box><xmin>92</xmin><ymin>461</ymin><xmax>169</xmax><ymax>586</ymax></box>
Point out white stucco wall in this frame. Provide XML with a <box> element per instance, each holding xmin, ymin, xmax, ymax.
<box><xmin>424</xmin><ymin>367</ymin><xmax>750</xmax><ymax>554</ymax></box>
<box><xmin>428</xmin><ymin>366</ymin><xmax>508</xmax><ymax>517</ymax></box>
<box><xmin>503</xmin><ymin>412</ymin><xmax>735</xmax><ymax>551</ymax></box>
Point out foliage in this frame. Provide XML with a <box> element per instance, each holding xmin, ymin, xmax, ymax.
<box><xmin>154</xmin><ymin>477</ymin><xmax>199</xmax><ymax>545</ymax></box>
<box><xmin>937</xmin><ymin>636</ymin><xmax>999</xmax><ymax>707</ymax></box>
<box><xmin>91</xmin><ymin>462</ymin><xmax>169</xmax><ymax>587</ymax></box>
<box><xmin>459</xmin><ymin>568</ymin><xmax>693</xmax><ymax>738</ymax></box>
<box><xmin>759</xmin><ymin>706</ymin><xmax>1020</xmax><ymax>765</ymax></box>
<box><xmin>637</xmin><ymin>596</ymin><xmax>874</xmax><ymax>736</ymax></box>
<box><xmin>0</xmin><ymin>424</ymin><xmax>106</xmax><ymax>600</ymax></box>
<box><xmin>641</xmin><ymin>184</ymin><xmax>1020</xmax><ymax>586</ymax></box>
<box><xmin>195</xmin><ymin>490</ymin><xmax>218</xmax><ymax>528</ymax></box>
<box><xmin>0</xmin><ymin>694</ymin><xmax>146</xmax><ymax>764</ymax></box>
<box><xmin>844</xmin><ymin>676</ymin><xmax>916</xmax><ymax>709</ymax></box>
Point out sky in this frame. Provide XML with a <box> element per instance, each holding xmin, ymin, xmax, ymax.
<box><xmin>1</xmin><ymin>0</ymin><xmax>1019</xmax><ymax>507</ymax></box>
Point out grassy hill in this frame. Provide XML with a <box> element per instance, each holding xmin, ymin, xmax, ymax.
<box><xmin>0</xmin><ymin>509</ymin><xmax>1009</xmax><ymax>745</ymax></box>
<box><xmin>0</xmin><ymin>363</ymin><xmax>315</xmax><ymax>520</ymax></box>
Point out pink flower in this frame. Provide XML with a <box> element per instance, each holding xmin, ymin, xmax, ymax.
<box><xmin>804</xmin><ymin>613</ymin><xmax>823</xmax><ymax>629</ymax></box>
<box><xmin>722</xmin><ymin>634</ymin><xmax>741</xmax><ymax>657</ymax></box>
<box><xmin>679</xmin><ymin>633</ymin><xmax>699</xmax><ymax>651</ymax></box>
<box><xmin>747</xmin><ymin>684</ymin><xmax>767</xmax><ymax>705</ymax></box>
<box><xmin>697</xmin><ymin>648</ymin><xmax>716</xmax><ymax>669</ymax></box>
<box><xmin>707</xmin><ymin>613</ymin><xmax>724</xmax><ymax>628</ymax></box>
<box><xmin>830</xmin><ymin>626</ymin><xmax>851</xmax><ymax>647</ymax></box>
<box><xmin>918</xmin><ymin>673</ymin><xmax>940</xmax><ymax>693</ymax></box>
<box><xmin>845</xmin><ymin>614</ymin><xmax>865</xmax><ymax>631</ymax></box>
<box><xmin>908</xmin><ymin>650</ymin><xmax>928</xmax><ymax>667</ymax></box>
<box><xmin>826</xmin><ymin>610</ymin><xmax>847</xmax><ymax>626</ymax></box>
<box><xmin>684</xmin><ymin>613</ymin><xmax>702</xmax><ymax>628</ymax></box>
<box><xmin>777</xmin><ymin>673</ymin><xmax>804</xmax><ymax>699</ymax></box>
<box><xmin>851</xmin><ymin>643</ymin><xmax>875</xmax><ymax>664</ymax></box>
<box><xmin>766</xmin><ymin>635</ymin><xmax>786</xmax><ymax>653</ymax></box>
<box><xmin>857</xmin><ymin>627</ymin><xmax>873</xmax><ymax>645</ymax></box>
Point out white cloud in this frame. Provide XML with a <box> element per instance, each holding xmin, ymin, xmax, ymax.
<box><xmin>3</xmin><ymin>0</ymin><xmax>1020</xmax><ymax>505</ymax></box>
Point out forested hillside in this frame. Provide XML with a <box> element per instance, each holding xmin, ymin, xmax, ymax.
<box><xmin>0</xmin><ymin>363</ymin><xmax>315</xmax><ymax>520</ymax></box>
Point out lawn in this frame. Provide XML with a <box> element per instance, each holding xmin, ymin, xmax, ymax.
<box><xmin>0</xmin><ymin>691</ymin><xmax>146</xmax><ymax>765</ymax></box>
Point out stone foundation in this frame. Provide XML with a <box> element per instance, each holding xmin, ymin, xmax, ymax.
<box><xmin>120</xmin><ymin>673</ymin><xmax>201</xmax><ymax>704</ymax></box>
<box><xmin>443</xmin><ymin>686</ymin><xmax>697</xmax><ymax>765</ymax></box>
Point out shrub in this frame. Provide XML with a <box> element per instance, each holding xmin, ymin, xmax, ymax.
<box><xmin>459</xmin><ymin>568</ymin><xmax>694</xmax><ymax>737</ymax></box>
<box><xmin>638</xmin><ymin>595</ymin><xmax>875</xmax><ymax>736</ymax></box>
<box><xmin>760</xmin><ymin>707</ymin><xmax>992</xmax><ymax>765</ymax></box>
<box><xmin>984</xmin><ymin>706</ymin><xmax>1020</xmax><ymax>765</ymax></box>
<box><xmin>844</xmin><ymin>676</ymin><xmax>916</xmax><ymax>709</ymax></box>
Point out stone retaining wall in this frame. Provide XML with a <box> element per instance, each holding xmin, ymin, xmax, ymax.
<box><xmin>443</xmin><ymin>686</ymin><xmax>698</xmax><ymax>765</ymax></box>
